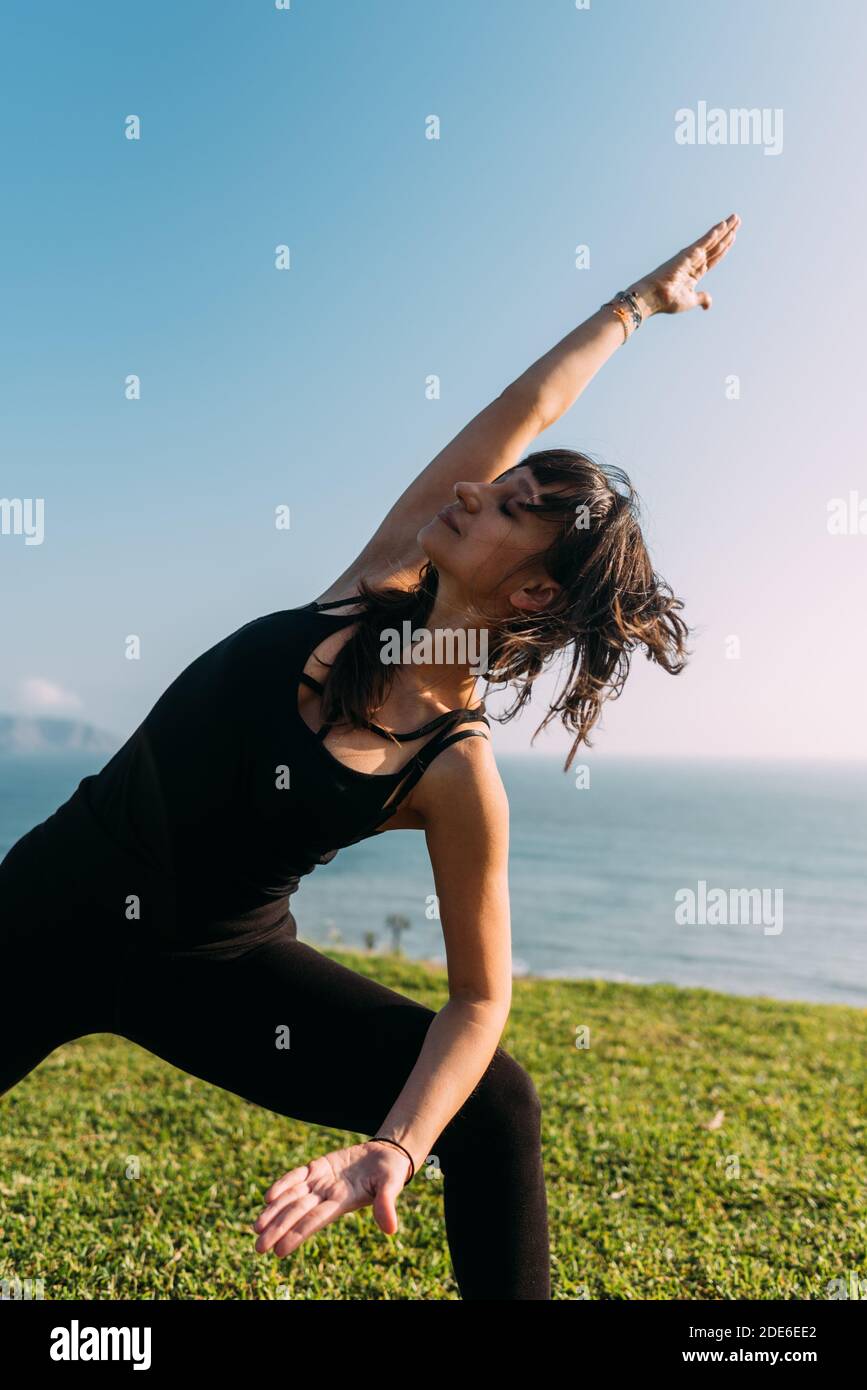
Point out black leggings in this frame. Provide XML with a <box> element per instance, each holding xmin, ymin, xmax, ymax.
<box><xmin>0</xmin><ymin>823</ymin><xmax>551</xmax><ymax>1300</ymax></box>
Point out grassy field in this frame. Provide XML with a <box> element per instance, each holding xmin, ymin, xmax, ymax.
<box><xmin>2</xmin><ymin>945</ymin><xmax>865</xmax><ymax>1301</ymax></box>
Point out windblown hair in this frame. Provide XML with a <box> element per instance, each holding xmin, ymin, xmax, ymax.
<box><xmin>316</xmin><ymin>448</ymin><xmax>691</xmax><ymax>772</ymax></box>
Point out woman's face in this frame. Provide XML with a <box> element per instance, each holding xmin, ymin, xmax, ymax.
<box><xmin>417</xmin><ymin>464</ymin><xmax>566</xmax><ymax>614</ymax></box>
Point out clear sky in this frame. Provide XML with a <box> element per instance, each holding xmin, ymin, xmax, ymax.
<box><xmin>2</xmin><ymin>0</ymin><xmax>865</xmax><ymax>761</ymax></box>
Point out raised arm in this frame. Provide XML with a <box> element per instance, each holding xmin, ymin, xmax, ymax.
<box><xmin>325</xmin><ymin>212</ymin><xmax>741</xmax><ymax>593</ymax></box>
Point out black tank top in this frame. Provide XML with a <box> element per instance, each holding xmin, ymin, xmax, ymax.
<box><xmin>50</xmin><ymin>597</ymin><xmax>490</xmax><ymax>957</ymax></box>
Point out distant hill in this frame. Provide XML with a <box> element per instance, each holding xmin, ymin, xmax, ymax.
<box><xmin>0</xmin><ymin>715</ymin><xmax>120</xmax><ymax>756</ymax></box>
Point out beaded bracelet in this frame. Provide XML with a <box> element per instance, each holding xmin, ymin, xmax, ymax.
<box><xmin>369</xmin><ymin>1135</ymin><xmax>416</xmax><ymax>1184</ymax></box>
<box><xmin>604</xmin><ymin>289</ymin><xmax>644</xmax><ymax>340</ymax></box>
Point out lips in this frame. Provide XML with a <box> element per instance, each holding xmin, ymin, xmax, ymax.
<box><xmin>437</xmin><ymin>506</ymin><xmax>461</xmax><ymax>535</ymax></box>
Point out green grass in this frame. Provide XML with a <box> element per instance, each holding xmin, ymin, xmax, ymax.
<box><xmin>2</xmin><ymin>946</ymin><xmax>865</xmax><ymax>1300</ymax></box>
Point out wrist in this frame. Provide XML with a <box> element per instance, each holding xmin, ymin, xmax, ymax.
<box><xmin>367</xmin><ymin>1135</ymin><xmax>418</xmax><ymax>1184</ymax></box>
<box><xmin>626</xmin><ymin>282</ymin><xmax>658</xmax><ymax>320</ymax></box>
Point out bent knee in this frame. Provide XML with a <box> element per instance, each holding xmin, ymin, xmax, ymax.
<box><xmin>453</xmin><ymin>1045</ymin><xmax>543</xmax><ymax>1143</ymax></box>
<box><xmin>488</xmin><ymin>1045</ymin><xmax>542</xmax><ymax>1115</ymax></box>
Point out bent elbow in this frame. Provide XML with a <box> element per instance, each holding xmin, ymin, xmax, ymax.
<box><xmin>450</xmin><ymin>990</ymin><xmax>512</xmax><ymax>1033</ymax></box>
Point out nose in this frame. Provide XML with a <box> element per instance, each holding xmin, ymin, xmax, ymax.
<box><xmin>453</xmin><ymin>480</ymin><xmax>481</xmax><ymax>512</ymax></box>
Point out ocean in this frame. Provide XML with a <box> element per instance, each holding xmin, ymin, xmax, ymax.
<box><xmin>1</xmin><ymin>754</ymin><xmax>865</xmax><ymax>1008</ymax></box>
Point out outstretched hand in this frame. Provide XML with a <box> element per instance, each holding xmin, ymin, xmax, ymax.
<box><xmin>630</xmin><ymin>212</ymin><xmax>742</xmax><ymax>316</ymax></box>
<box><xmin>251</xmin><ymin>1141</ymin><xmax>412</xmax><ymax>1258</ymax></box>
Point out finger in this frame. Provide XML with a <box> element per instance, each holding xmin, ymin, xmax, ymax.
<box><xmin>254</xmin><ymin>1178</ymin><xmax>312</xmax><ymax>1231</ymax></box>
<box><xmin>692</xmin><ymin>227</ymin><xmax>737</xmax><ymax>283</ymax></box>
<box><xmin>705</xmin><ymin>228</ymin><xmax>738</xmax><ymax>268</ymax></box>
<box><xmin>254</xmin><ymin>1192</ymin><xmax>322</xmax><ymax>1253</ymax></box>
<box><xmin>373</xmin><ymin>1183</ymin><xmax>401</xmax><ymax>1236</ymax></box>
<box><xmin>706</xmin><ymin>212</ymin><xmax>739</xmax><ymax>246</ymax></box>
<box><xmin>252</xmin><ymin>1188</ymin><xmax>307</xmax><ymax>1235</ymax></box>
<box><xmin>692</xmin><ymin>212</ymin><xmax>738</xmax><ymax>255</ymax></box>
<box><xmin>273</xmin><ymin>1199</ymin><xmax>344</xmax><ymax>1257</ymax></box>
<box><xmin>697</xmin><ymin>291</ymin><xmax>712</xmax><ymax>310</ymax></box>
<box><xmin>263</xmin><ymin>1164</ymin><xmax>310</xmax><ymax>1204</ymax></box>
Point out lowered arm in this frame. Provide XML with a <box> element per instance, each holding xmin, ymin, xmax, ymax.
<box><xmin>372</xmin><ymin>738</ymin><xmax>513</xmax><ymax>1178</ymax></box>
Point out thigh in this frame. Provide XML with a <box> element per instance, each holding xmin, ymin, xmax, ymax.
<box><xmin>114</xmin><ymin>932</ymin><xmax>439</xmax><ymax>1139</ymax></box>
<box><xmin>0</xmin><ymin>829</ymin><xmax>120</xmax><ymax>1095</ymax></box>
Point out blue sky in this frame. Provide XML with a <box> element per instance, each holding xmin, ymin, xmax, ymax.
<box><xmin>2</xmin><ymin>0</ymin><xmax>865</xmax><ymax>759</ymax></box>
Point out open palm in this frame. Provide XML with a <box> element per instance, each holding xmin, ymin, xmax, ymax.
<box><xmin>631</xmin><ymin>212</ymin><xmax>742</xmax><ymax>315</ymax></box>
<box><xmin>251</xmin><ymin>1141</ymin><xmax>410</xmax><ymax>1258</ymax></box>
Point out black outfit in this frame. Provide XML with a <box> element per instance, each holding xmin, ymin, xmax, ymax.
<box><xmin>0</xmin><ymin>598</ymin><xmax>551</xmax><ymax>1299</ymax></box>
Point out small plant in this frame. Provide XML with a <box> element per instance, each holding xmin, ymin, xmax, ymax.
<box><xmin>385</xmin><ymin>913</ymin><xmax>410</xmax><ymax>956</ymax></box>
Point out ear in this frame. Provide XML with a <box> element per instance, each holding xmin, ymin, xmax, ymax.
<box><xmin>508</xmin><ymin>578</ymin><xmax>563</xmax><ymax>614</ymax></box>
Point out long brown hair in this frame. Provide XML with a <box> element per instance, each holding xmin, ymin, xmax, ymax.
<box><xmin>315</xmin><ymin>448</ymin><xmax>691</xmax><ymax>772</ymax></box>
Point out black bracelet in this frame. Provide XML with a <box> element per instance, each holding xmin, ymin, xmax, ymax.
<box><xmin>369</xmin><ymin>1136</ymin><xmax>416</xmax><ymax>1184</ymax></box>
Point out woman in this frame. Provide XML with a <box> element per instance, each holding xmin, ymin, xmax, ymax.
<box><xmin>0</xmin><ymin>213</ymin><xmax>740</xmax><ymax>1301</ymax></box>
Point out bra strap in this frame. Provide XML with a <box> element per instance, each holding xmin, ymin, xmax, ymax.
<box><xmin>372</xmin><ymin>726</ymin><xmax>490</xmax><ymax>828</ymax></box>
<box><xmin>314</xmin><ymin>707</ymin><xmax>487</xmax><ymax>747</ymax></box>
<box><xmin>365</xmin><ymin>704</ymin><xmax>488</xmax><ymax>743</ymax></box>
<box><xmin>298</xmin><ymin>670</ymin><xmax>334</xmax><ymax>741</ymax></box>
<box><xmin>303</xmin><ymin>600</ymin><xmax>489</xmax><ymax>740</ymax></box>
<box><xmin>299</xmin><ymin>668</ymin><xmax>488</xmax><ymax>742</ymax></box>
<box><xmin>298</xmin><ymin>671</ymin><xmax>325</xmax><ymax>695</ymax></box>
